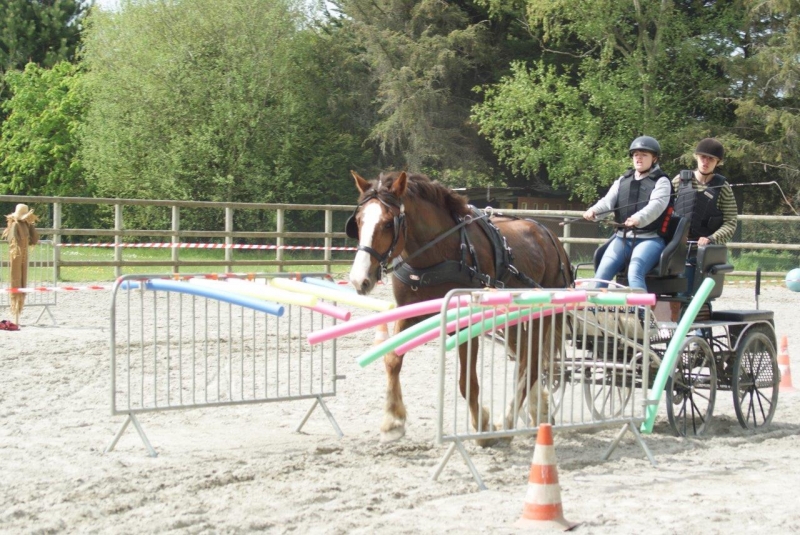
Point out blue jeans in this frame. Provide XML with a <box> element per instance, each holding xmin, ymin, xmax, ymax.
<box><xmin>594</xmin><ymin>236</ymin><xmax>665</xmax><ymax>291</ymax></box>
<box><xmin>679</xmin><ymin>253</ymin><xmax>698</xmax><ymax>297</ymax></box>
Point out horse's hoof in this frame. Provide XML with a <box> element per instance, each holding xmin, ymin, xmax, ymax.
<box><xmin>380</xmin><ymin>426</ymin><xmax>406</xmax><ymax>443</ymax></box>
<box><xmin>475</xmin><ymin>436</ymin><xmax>499</xmax><ymax>448</ymax></box>
<box><xmin>496</xmin><ymin>434</ymin><xmax>513</xmax><ymax>445</ymax></box>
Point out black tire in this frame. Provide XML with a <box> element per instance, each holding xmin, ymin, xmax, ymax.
<box><xmin>666</xmin><ymin>336</ymin><xmax>716</xmax><ymax>437</ymax></box>
<box><xmin>732</xmin><ymin>328</ymin><xmax>779</xmax><ymax>429</ymax></box>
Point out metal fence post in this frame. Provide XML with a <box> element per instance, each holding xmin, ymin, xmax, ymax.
<box><xmin>114</xmin><ymin>204</ymin><xmax>122</xmax><ymax>278</ymax></box>
<box><xmin>172</xmin><ymin>205</ymin><xmax>180</xmax><ymax>274</ymax></box>
<box><xmin>562</xmin><ymin>217</ymin><xmax>571</xmax><ymax>258</ymax></box>
<box><xmin>276</xmin><ymin>208</ymin><xmax>284</xmax><ymax>273</ymax></box>
<box><xmin>225</xmin><ymin>207</ymin><xmax>233</xmax><ymax>274</ymax></box>
<box><xmin>53</xmin><ymin>202</ymin><xmax>62</xmax><ymax>281</ymax></box>
<box><xmin>324</xmin><ymin>209</ymin><xmax>332</xmax><ymax>274</ymax></box>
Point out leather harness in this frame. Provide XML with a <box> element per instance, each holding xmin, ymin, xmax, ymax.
<box><xmin>347</xmin><ymin>196</ymin><xmax>568</xmax><ymax>291</ymax></box>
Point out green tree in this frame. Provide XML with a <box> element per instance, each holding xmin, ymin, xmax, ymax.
<box><xmin>0</xmin><ymin>60</ymin><xmax>87</xmax><ymax>196</ymax></box>
<box><xmin>330</xmin><ymin>0</ymin><xmax>541</xmax><ymax>186</ymax></box>
<box><xmin>472</xmin><ymin>0</ymin><xmax>743</xmax><ymax>200</ymax></box>
<box><xmin>727</xmin><ymin>0</ymin><xmax>800</xmax><ymax>213</ymax></box>
<box><xmin>80</xmin><ymin>0</ymin><xmax>369</xmax><ymax>231</ymax></box>
<box><xmin>0</xmin><ymin>0</ymin><xmax>88</xmax><ymax>99</ymax></box>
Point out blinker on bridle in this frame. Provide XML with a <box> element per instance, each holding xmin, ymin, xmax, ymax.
<box><xmin>345</xmin><ymin>191</ymin><xmax>406</xmax><ymax>276</ymax></box>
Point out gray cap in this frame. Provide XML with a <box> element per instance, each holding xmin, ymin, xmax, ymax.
<box><xmin>629</xmin><ymin>136</ymin><xmax>661</xmax><ymax>157</ymax></box>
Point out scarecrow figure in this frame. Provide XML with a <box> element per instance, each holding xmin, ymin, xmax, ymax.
<box><xmin>2</xmin><ymin>204</ymin><xmax>39</xmax><ymax>326</ymax></box>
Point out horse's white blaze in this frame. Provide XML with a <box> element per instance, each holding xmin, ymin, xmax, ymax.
<box><xmin>349</xmin><ymin>202</ymin><xmax>382</xmax><ymax>288</ymax></box>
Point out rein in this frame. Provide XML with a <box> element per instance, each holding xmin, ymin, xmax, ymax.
<box><xmin>348</xmin><ymin>189</ymin><xmax>559</xmax><ymax>290</ymax></box>
<box><xmin>390</xmin><ymin>212</ymin><xmax>487</xmax><ymax>275</ymax></box>
<box><xmin>561</xmin><ymin>180</ymin><xmax>799</xmax><ymax>226</ymax></box>
<box><xmin>346</xmin><ymin>190</ymin><xmax>487</xmax><ymax>278</ymax></box>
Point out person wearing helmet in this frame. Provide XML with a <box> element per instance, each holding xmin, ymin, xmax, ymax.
<box><xmin>583</xmin><ymin>136</ymin><xmax>673</xmax><ymax>290</ymax></box>
<box><xmin>672</xmin><ymin>138</ymin><xmax>738</xmax><ymax>293</ymax></box>
<box><xmin>673</xmin><ymin>138</ymin><xmax>737</xmax><ymax>246</ymax></box>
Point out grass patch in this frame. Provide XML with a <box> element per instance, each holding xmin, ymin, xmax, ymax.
<box><xmin>731</xmin><ymin>251</ymin><xmax>799</xmax><ymax>272</ymax></box>
<box><xmin>1</xmin><ymin>244</ymin><xmax>353</xmax><ymax>283</ymax></box>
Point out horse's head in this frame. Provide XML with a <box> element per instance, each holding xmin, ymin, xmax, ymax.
<box><xmin>347</xmin><ymin>171</ymin><xmax>408</xmax><ymax>295</ymax></box>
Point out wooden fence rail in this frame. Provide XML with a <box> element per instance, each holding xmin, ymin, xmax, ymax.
<box><xmin>1</xmin><ymin>196</ymin><xmax>798</xmax><ymax>279</ymax></box>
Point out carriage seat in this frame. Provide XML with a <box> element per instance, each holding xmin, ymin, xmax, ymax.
<box><xmin>687</xmin><ymin>244</ymin><xmax>733</xmax><ymax>301</ymax></box>
<box><xmin>593</xmin><ymin>214</ymin><xmax>690</xmax><ymax>295</ymax></box>
<box><xmin>710</xmin><ymin>309</ymin><xmax>774</xmax><ymax>323</ymax></box>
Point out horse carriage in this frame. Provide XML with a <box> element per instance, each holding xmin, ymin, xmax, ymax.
<box><xmin>572</xmin><ymin>213</ymin><xmax>780</xmax><ymax>436</ymax></box>
<box><xmin>345</xmin><ymin>170</ymin><xmax>779</xmax><ymax>446</ymax></box>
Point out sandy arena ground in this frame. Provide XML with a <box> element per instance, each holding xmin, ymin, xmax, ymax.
<box><xmin>2</xmin><ymin>281</ymin><xmax>799</xmax><ymax>534</ymax></box>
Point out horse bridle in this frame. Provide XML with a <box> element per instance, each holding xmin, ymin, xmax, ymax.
<box><xmin>345</xmin><ymin>191</ymin><xmax>407</xmax><ymax>276</ymax></box>
<box><xmin>347</xmin><ymin>191</ymin><xmax>494</xmax><ymax>281</ymax></box>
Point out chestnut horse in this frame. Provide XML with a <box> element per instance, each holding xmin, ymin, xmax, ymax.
<box><xmin>347</xmin><ymin>171</ymin><xmax>573</xmax><ymax>443</ymax></box>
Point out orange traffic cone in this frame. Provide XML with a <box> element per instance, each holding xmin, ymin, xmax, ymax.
<box><xmin>374</xmin><ymin>323</ymin><xmax>390</xmax><ymax>345</ymax></box>
<box><xmin>515</xmin><ymin>423</ymin><xmax>577</xmax><ymax>531</ymax></box>
<box><xmin>778</xmin><ymin>335</ymin><xmax>796</xmax><ymax>393</ymax></box>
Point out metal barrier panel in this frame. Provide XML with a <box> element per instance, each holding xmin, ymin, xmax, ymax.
<box><xmin>0</xmin><ymin>240</ymin><xmax>57</xmax><ymax>315</ymax></box>
<box><xmin>106</xmin><ymin>274</ymin><xmax>342</xmax><ymax>456</ymax></box>
<box><xmin>434</xmin><ymin>288</ymin><xmax>656</xmax><ymax>488</ymax></box>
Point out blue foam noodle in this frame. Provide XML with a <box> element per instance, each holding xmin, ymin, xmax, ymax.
<box><xmin>144</xmin><ymin>279</ymin><xmax>285</xmax><ymax>317</ymax></box>
<box><xmin>302</xmin><ymin>277</ymin><xmax>358</xmax><ymax>294</ymax></box>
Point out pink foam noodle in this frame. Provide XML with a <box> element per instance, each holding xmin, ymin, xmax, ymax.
<box><xmin>479</xmin><ymin>292</ymin><xmax>513</xmax><ymax>306</ymax></box>
<box><xmin>307</xmin><ymin>301</ymin><xmax>351</xmax><ymax>321</ymax></box>
<box><xmin>306</xmin><ymin>295</ymin><xmax>471</xmax><ymax>345</ymax></box>
<box><xmin>551</xmin><ymin>290</ymin><xmax>588</xmax><ymax>305</ymax></box>
<box><xmin>626</xmin><ymin>293</ymin><xmax>657</xmax><ymax>306</ymax></box>
<box><xmin>395</xmin><ymin>308</ymin><xmax>501</xmax><ymax>356</ymax></box>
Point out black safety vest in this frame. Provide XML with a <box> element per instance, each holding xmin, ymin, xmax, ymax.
<box><xmin>614</xmin><ymin>168</ymin><xmax>672</xmax><ymax>234</ymax></box>
<box><xmin>674</xmin><ymin>170</ymin><xmax>726</xmax><ymax>239</ymax></box>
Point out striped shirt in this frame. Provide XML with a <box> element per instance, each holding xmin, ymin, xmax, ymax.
<box><xmin>671</xmin><ymin>174</ymin><xmax>738</xmax><ymax>244</ymax></box>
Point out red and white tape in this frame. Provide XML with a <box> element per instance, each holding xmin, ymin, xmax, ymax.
<box><xmin>1</xmin><ymin>285</ymin><xmax>111</xmax><ymax>294</ymax></box>
<box><xmin>726</xmin><ymin>279</ymin><xmax>787</xmax><ymax>285</ymax></box>
<box><xmin>57</xmin><ymin>243</ymin><xmax>357</xmax><ymax>251</ymax></box>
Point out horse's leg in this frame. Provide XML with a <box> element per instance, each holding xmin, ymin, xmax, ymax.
<box><xmin>458</xmin><ymin>341</ymin><xmax>497</xmax><ymax>447</ymax></box>
<box><xmin>380</xmin><ymin>319</ymin><xmax>407</xmax><ymax>443</ymax></box>
<box><xmin>500</xmin><ymin>319</ymin><xmax>552</xmax><ymax>430</ymax></box>
<box><xmin>526</xmin><ymin>316</ymin><xmax>559</xmax><ymax>425</ymax></box>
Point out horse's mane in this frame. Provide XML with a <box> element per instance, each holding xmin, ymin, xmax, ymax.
<box><xmin>365</xmin><ymin>171</ymin><xmax>471</xmax><ymax>218</ymax></box>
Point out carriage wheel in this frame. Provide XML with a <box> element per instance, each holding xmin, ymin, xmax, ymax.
<box><xmin>543</xmin><ymin>369</ymin><xmax>565</xmax><ymax>415</ymax></box>
<box><xmin>666</xmin><ymin>336</ymin><xmax>716</xmax><ymax>437</ymax></box>
<box><xmin>582</xmin><ymin>362</ymin><xmax>634</xmax><ymax>420</ymax></box>
<box><xmin>732</xmin><ymin>328</ymin><xmax>779</xmax><ymax>430</ymax></box>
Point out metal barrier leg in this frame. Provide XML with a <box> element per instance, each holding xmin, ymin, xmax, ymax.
<box><xmin>34</xmin><ymin>305</ymin><xmax>57</xmax><ymax>326</ymax></box>
<box><xmin>431</xmin><ymin>442</ymin><xmax>456</xmax><ymax>482</ymax></box>
<box><xmin>104</xmin><ymin>413</ymin><xmax>158</xmax><ymax>458</ymax></box>
<box><xmin>602</xmin><ymin>420</ymin><xmax>656</xmax><ymax>467</ymax></box>
<box><xmin>431</xmin><ymin>440</ymin><xmax>487</xmax><ymax>491</ymax></box>
<box><xmin>104</xmin><ymin>414</ymin><xmax>131</xmax><ymax>454</ymax></box>
<box><xmin>295</xmin><ymin>396</ymin><xmax>343</xmax><ymax>438</ymax></box>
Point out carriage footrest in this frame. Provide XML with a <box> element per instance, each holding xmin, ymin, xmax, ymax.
<box><xmin>710</xmin><ymin>310</ymin><xmax>774</xmax><ymax>322</ymax></box>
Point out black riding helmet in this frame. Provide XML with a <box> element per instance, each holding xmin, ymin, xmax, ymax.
<box><xmin>628</xmin><ymin>136</ymin><xmax>661</xmax><ymax>158</ymax></box>
<box><xmin>694</xmin><ymin>138</ymin><xmax>724</xmax><ymax>160</ymax></box>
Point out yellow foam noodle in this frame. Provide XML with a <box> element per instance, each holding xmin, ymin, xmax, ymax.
<box><xmin>187</xmin><ymin>278</ymin><xmax>317</xmax><ymax>307</ymax></box>
<box><xmin>270</xmin><ymin>277</ymin><xmax>395</xmax><ymax>311</ymax></box>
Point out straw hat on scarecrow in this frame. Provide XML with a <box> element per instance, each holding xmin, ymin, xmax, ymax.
<box><xmin>2</xmin><ymin>204</ymin><xmax>39</xmax><ymax>325</ymax></box>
